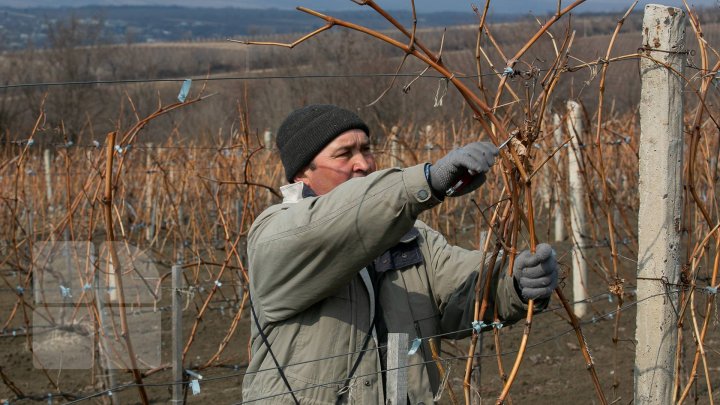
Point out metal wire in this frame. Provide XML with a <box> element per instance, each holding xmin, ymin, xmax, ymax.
<box><xmin>46</xmin><ymin>289</ymin><xmax>682</xmax><ymax>404</ymax></box>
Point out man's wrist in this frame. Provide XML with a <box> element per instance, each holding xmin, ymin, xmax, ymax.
<box><xmin>424</xmin><ymin>163</ymin><xmax>445</xmax><ymax>201</ymax></box>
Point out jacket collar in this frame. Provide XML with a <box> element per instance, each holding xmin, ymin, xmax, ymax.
<box><xmin>280</xmin><ymin>182</ymin><xmax>316</xmax><ymax>204</ymax></box>
<box><xmin>374</xmin><ymin>228</ymin><xmax>423</xmax><ymax>273</ymax></box>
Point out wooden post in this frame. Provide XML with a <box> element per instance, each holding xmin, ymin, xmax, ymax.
<box><xmin>95</xmin><ymin>257</ymin><xmax>119</xmax><ymax>405</ymax></box>
<box><xmin>635</xmin><ymin>5</ymin><xmax>685</xmax><ymax>404</ymax></box>
<box><xmin>552</xmin><ymin>113</ymin><xmax>566</xmax><ymax>242</ymax></box>
<box><xmin>390</xmin><ymin>126</ymin><xmax>399</xmax><ymax>168</ymax></box>
<box><xmin>566</xmin><ymin>100</ymin><xmax>588</xmax><ymax>318</ymax></box>
<box><xmin>145</xmin><ymin>144</ymin><xmax>154</xmax><ymax>243</ymax></box>
<box><xmin>263</xmin><ymin>130</ymin><xmax>272</xmax><ymax>149</ymax></box>
<box><xmin>425</xmin><ymin>125</ymin><xmax>433</xmax><ymax>163</ymax></box>
<box><xmin>471</xmin><ymin>334</ymin><xmax>483</xmax><ymax>405</ymax></box>
<box><xmin>171</xmin><ymin>265</ymin><xmax>184</xmax><ymax>404</ymax></box>
<box><xmin>386</xmin><ymin>333</ymin><xmax>408</xmax><ymax>405</ymax></box>
<box><xmin>43</xmin><ymin>149</ymin><xmax>53</xmax><ymax>212</ymax></box>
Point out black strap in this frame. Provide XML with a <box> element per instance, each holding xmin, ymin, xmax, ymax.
<box><xmin>335</xmin><ymin>315</ymin><xmax>376</xmax><ymax>405</ymax></box>
<box><xmin>250</xmin><ymin>299</ymin><xmax>300</xmax><ymax>405</ymax></box>
<box><xmin>336</xmin><ymin>266</ymin><xmax>387</xmax><ymax>404</ymax></box>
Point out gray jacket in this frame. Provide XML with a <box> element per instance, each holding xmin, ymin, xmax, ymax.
<box><xmin>242</xmin><ymin>164</ymin><xmax>534</xmax><ymax>404</ymax></box>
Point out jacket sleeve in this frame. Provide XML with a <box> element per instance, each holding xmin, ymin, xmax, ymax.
<box><xmin>415</xmin><ymin>222</ymin><xmax>547</xmax><ymax>338</ymax></box>
<box><xmin>248</xmin><ymin>164</ymin><xmax>441</xmax><ymax>323</ymax></box>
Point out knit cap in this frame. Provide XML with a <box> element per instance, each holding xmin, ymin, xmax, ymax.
<box><xmin>276</xmin><ymin>104</ymin><xmax>370</xmax><ymax>182</ymax></box>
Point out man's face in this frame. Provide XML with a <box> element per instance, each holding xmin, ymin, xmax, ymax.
<box><xmin>294</xmin><ymin>129</ymin><xmax>376</xmax><ymax>195</ymax></box>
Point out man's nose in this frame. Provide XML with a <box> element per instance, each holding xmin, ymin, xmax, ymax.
<box><xmin>352</xmin><ymin>153</ymin><xmax>371</xmax><ymax>172</ymax></box>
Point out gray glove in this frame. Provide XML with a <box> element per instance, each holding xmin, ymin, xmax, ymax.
<box><xmin>429</xmin><ymin>142</ymin><xmax>499</xmax><ymax>197</ymax></box>
<box><xmin>513</xmin><ymin>243</ymin><xmax>558</xmax><ymax>301</ymax></box>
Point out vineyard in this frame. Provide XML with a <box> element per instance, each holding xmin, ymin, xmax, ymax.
<box><xmin>2</xmin><ymin>1</ymin><xmax>720</xmax><ymax>404</ymax></box>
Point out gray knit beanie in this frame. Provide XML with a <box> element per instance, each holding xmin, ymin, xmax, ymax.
<box><xmin>277</xmin><ymin>104</ymin><xmax>370</xmax><ymax>183</ymax></box>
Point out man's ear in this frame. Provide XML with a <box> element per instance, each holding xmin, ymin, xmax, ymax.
<box><xmin>293</xmin><ymin>162</ymin><xmax>314</xmax><ymax>184</ymax></box>
<box><xmin>293</xmin><ymin>168</ymin><xmax>309</xmax><ymax>185</ymax></box>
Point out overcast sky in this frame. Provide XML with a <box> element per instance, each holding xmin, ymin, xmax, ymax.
<box><xmin>0</xmin><ymin>0</ymin><xmax>717</xmax><ymax>13</ymax></box>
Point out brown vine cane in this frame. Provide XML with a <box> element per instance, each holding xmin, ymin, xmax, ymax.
<box><xmin>103</xmin><ymin>131</ymin><xmax>150</xmax><ymax>405</ymax></box>
<box><xmin>235</xmin><ymin>3</ymin><xmax>612</xmax><ymax>404</ymax></box>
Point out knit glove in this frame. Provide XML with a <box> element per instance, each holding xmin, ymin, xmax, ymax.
<box><xmin>513</xmin><ymin>243</ymin><xmax>558</xmax><ymax>301</ymax></box>
<box><xmin>429</xmin><ymin>142</ymin><xmax>499</xmax><ymax>197</ymax></box>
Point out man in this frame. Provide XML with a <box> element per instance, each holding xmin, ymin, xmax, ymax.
<box><xmin>242</xmin><ymin>104</ymin><xmax>558</xmax><ymax>404</ymax></box>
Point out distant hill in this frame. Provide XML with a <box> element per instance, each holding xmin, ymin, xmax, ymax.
<box><xmin>5</xmin><ymin>4</ymin><xmax>712</xmax><ymax>50</ymax></box>
<box><xmin>0</xmin><ymin>5</ymin><xmax>523</xmax><ymax>50</ymax></box>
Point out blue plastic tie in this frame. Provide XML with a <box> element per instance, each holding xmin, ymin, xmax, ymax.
<box><xmin>92</xmin><ymin>140</ymin><xmax>100</xmax><ymax>148</ymax></box>
<box><xmin>190</xmin><ymin>379</ymin><xmax>201</xmax><ymax>395</ymax></box>
<box><xmin>83</xmin><ymin>283</ymin><xmax>92</xmax><ymax>291</ymax></box>
<box><xmin>114</xmin><ymin>145</ymin><xmax>123</xmax><ymax>154</ymax></box>
<box><xmin>186</xmin><ymin>369</ymin><xmax>203</xmax><ymax>396</ymax></box>
<box><xmin>16</xmin><ymin>286</ymin><xmax>24</xmax><ymax>295</ymax></box>
<box><xmin>27</xmin><ymin>139</ymin><xmax>35</xmax><ymax>147</ymax></box>
<box><xmin>706</xmin><ymin>286</ymin><xmax>718</xmax><ymax>294</ymax></box>
<box><xmin>502</xmin><ymin>67</ymin><xmax>514</xmax><ymax>77</ymax></box>
<box><xmin>472</xmin><ymin>320</ymin><xmax>486</xmax><ymax>333</ymax></box>
<box><xmin>178</xmin><ymin>79</ymin><xmax>192</xmax><ymax>103</ymax></box>
<box><xmin>408</xmin><ymin>338</ymin><xmax>422</xmax><ymax>355</ymax></box>
<box><xmin>60</xmin><ymin>285</ymin><xmax>72</xmax><ymax>298</ymax></box>
<box><xmin>214</xmin><ymin>280</ymin><xmax>222</xmax><ymax>288</ymax></box>
<box><xmin>492</xmin><ymin>321</ymin><xmax>503</xmax><ymax>330</ymax></box>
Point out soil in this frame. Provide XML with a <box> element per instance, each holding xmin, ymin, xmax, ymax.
<box><xmin>2</xmin><ymin>235</ymin><xmax>719</xmax><ymax>405</ymax></box>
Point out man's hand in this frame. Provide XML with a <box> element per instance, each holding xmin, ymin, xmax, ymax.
<box><xmin>429</xmin><ymin>142</ymin><xmax>499</xmax><ymax>197</ymax></box>
<box><xmin>512</xmin><ymin>243</ymin><xmax>559</xmax><ymax>301</ymax></box>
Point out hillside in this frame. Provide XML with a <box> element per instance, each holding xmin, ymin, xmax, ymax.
<box><xmin>0</xmin><ymin>5</ymin><xmax>513</xmax><ymax>50</ymax></box>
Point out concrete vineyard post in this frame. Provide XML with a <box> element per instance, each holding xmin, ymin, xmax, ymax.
<box><xmin>553</xmin><ymin>113</ymin><xmax>566</xmax><ymax>242</ymax></box>
<box><xmin>43</xmin><ymin>149</ymin><xmax>53</xmax><ymax>212</ymax></box>
<box><xmin>635</xmin><ymin>4</ymin><xmax>685</xmax><ymax>404</ymax></box>
<box><xmin>566</xmin><ymin>100</ymin><xmax>588</xmax><ymax>318</ymax></box>
<box><xmin>172</xmin><ymin>265</ymin><xmax>184</xmax><ymax>404</ymax></box>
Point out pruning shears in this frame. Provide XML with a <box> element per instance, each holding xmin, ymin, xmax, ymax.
<box><xmin>445</xmin><ymin>132</ymin><xmax>516</xmax><ymax>196</ymax></box>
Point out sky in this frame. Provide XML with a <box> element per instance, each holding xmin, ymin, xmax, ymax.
<box><xmin>0</xmin><ymin>0</ymin><xmax>717</xmax><ymax>13</ymax></box>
